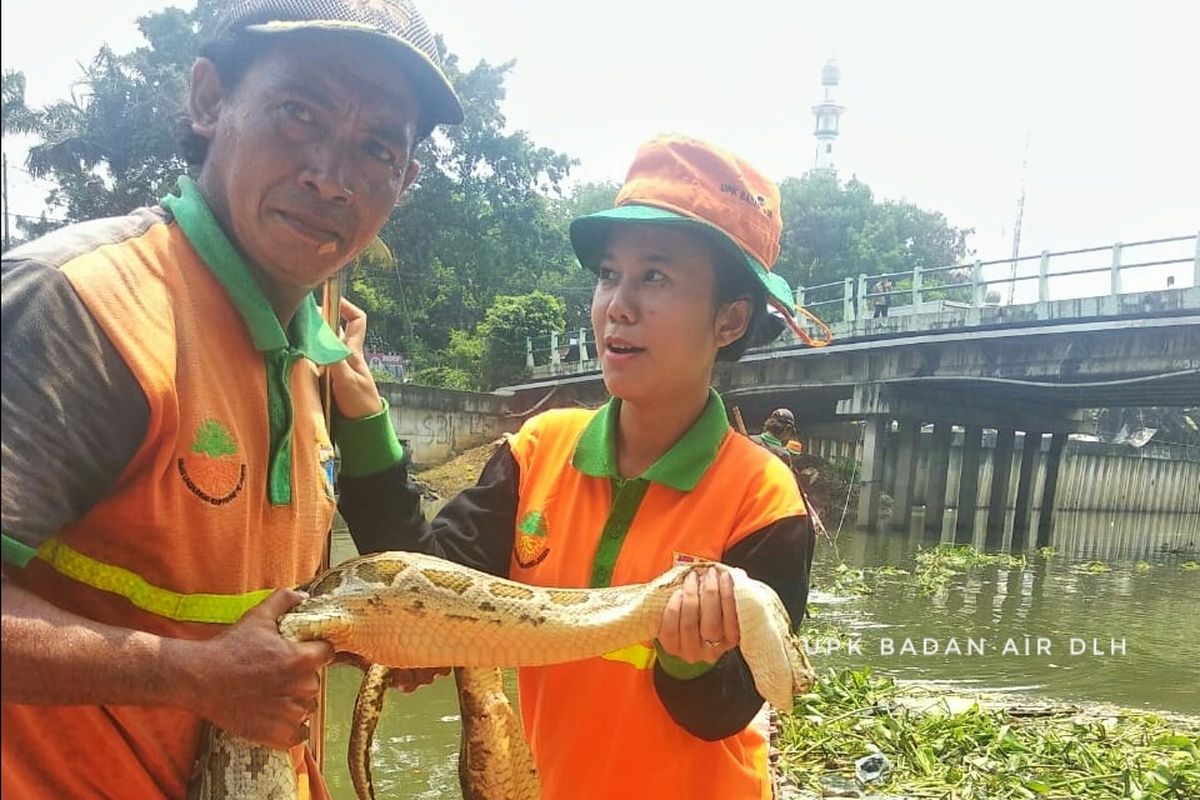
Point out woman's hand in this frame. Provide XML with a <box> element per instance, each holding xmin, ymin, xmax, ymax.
<box><xmin>327</xmin><ymin>296</ymin><xmax>384</xmax><ymax>420</ymax></box>
<box><xmin>656</xmin><ymin>567</ymin><xmax>741</xmax><ymax>665</ymax></box>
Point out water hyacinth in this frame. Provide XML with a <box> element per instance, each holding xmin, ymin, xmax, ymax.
<box><xmin>777</xmin><ymin>668</ymin><xmax>1199</xmax><ymax>799</ymax></box>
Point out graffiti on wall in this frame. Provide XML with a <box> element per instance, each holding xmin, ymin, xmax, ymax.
<box><xmin>366</xmin><ymin>351</ymin><xmax>409</xmax><ymax>383</ymax></box>
<box><xmin>394</xmin><ymin>409</ymin><xmax>509</xmax><ymax>464</ymax></box>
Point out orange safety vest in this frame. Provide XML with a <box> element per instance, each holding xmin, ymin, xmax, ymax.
<box><xmin>507</xmin><ymin>399</ymin><xmax>805</xmax><ymax>799</ymax></box>
<box><xmin>2</xmin><ymin>183</ymin><xmax>340</xmax><ymax>800</ymax></box>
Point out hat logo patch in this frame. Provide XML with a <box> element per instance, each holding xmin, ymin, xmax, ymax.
<box><xmin>719</xmin><ymin>183</ymin><xmax>773</xmax><ymax>218</ymax></box>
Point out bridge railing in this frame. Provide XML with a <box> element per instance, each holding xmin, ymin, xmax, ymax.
<box><xmin>527</xmin><ymin>232</ymin><xmax>1199</xmax><ymax>372</ymax></box>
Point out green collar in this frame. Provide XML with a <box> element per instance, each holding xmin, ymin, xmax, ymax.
<box><xmin>572</xmin><ymin>389</ymin><xmax>729</xmax><ymax>492</ymax></box>
<box><xmin>760</xmin><ymin>431</ymin><xmax>785</xmax><ymax>448</ymax></box>
<box><xmin>161</xmin><ymin>176</ymin><xmax>349</xmax><ymax>364</ymax></box>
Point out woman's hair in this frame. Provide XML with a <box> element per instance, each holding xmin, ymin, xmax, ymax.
<box><xmin>709</xmin><ymin>238</ymin><xmax>768</xmax><ymax>363</ymax></box>
<box><xmin>176</xmin><ymin>32</ymin><xmax>265</xmax><ymax>167</ymax></box>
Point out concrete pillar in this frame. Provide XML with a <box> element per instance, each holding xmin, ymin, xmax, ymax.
<box><xmin>1036</xmin><ymin>433</ymin><xmax>1067</xmax><ymax>547</ymax></box>
<box><xmin>1012</xmin><ymin>431</ymin><xmax>1042</xmax><ymax>550</ymax></box>
<box><xmin>1037</xmin><ymin>251</ymin><xmax>1051</xmax><ymax>319</ymax></box>
<box><xmin>969</xmin><ymin>260</ymin><xmax>984</xmax><ymax>325</ymax></box>
<box><xmin>843</xmin><ymin>277</ymin><xmax>856</xmax><ymax>323</ymax></box>
<box><xmin>955</xmin><ymin>425</ymin><xmax>984</xmax><ymax>544</ymax></box>
<box><xmin>885</xmin><ymin>423</ymin><xmax>902</xmax><ymax>497</ymax></box>
<box><xmin>890</xmin><ymin>419</ymin><xmax>921</xmax><ymax>533</ymax></box>
<box><xmin>857</xmin><ymin>416</ymin><xmax>887</xmax><ymax>531</ymax></box>
<box><xmin>986</xmin><ymin>428</ymin><xmax>1016</xmax><ymax>548</ymax></box>
<box><xmin>1193</xmin><ymin>229</ymin><xmax>1199</xmax><ymax>289</ymax></box>
<box><xmin>924</xmin><ymin>422</ymin><xmax>954</xmax><ymax>540</ymax></box>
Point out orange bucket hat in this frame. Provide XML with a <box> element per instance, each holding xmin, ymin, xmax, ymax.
<box><xmin>570</xmin><ymin>135</ymin><xmax>831</xmax><ymax>347</ymax></box>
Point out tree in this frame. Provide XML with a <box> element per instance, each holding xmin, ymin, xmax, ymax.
<box><xmin>775</xmin><ymin>171</ymin><xmax>974</xmax><ymax>319</ymax></box>
<box><xmin>5</xmin><ymin>6</ymin><xmax>984</xmax><ymax>392</ymax></box>
<box><xmin>2</xmin><ymin>7</ymin><xmax>212</xmax><ymax>238</ymax></box>
<box><xmin>345</xmin><ymin>53</ymin><xmax>580</xmax><ymax>369</ymax></box>
<box><xmin>2</xmin><ymin>71</ymin><xmax>41</xmax><ymax>136</ymax></box>
<box><xmin>4</xmin><ymin>4</ymin><xmax>582</xmax><ymax>381</ymax></box>
<box><xmin>536</xmin><ymin>180</ymin><xmax>620</xmax><ymax>329</ymax></box>
<box><xmin>476</xmin><ymin>291</ymin><xmax>565</xmax><ymax>388</ymax></box>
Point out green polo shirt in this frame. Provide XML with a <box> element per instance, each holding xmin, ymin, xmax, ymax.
<box><xmin>162</xmin><ymin>177</ymin><xmax>403</xmax><ymax>498</ymax></box>
<box><xmin>572</xmin><ymin>388</ymin><xmax>731</xmax><ymax>677</ymax></box>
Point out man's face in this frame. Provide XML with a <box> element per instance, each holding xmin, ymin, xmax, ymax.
<box><xmin>191</xmin><ymin>35</ymin><xmax>422</xmax><ymax>297</ymax></box>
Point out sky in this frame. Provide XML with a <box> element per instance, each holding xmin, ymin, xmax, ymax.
<box><xmin>3</xmin><ymin>0</ymin><xmax>1198</xmax><ymax>295</ymax></box>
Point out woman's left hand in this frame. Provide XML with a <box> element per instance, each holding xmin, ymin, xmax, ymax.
<box><xmin>656</xmin><ymin>566</ymin><xmax>741</xmax><ymax>664</ymax></box>
<box><xmin>327</xmin><ymin>296</ymin><xmax>384</xmax><ymax>420</ymax></box>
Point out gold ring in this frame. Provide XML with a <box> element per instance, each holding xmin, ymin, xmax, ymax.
<box><xmin>703</xmin><ymin>638</ymin><xmax>724</xmax><ymax>648</ymax></box>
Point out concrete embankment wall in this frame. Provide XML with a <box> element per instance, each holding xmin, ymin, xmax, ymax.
<box><xmin>379</xmin><ymin>385</ymin><xmax>1197</xmax><ymax>518</ymax></box>
<box><xmin>800</xmin><ymin>424</ymin><xmax>1200</xmax><ymax>515</ymax></box>
<box><xmin>380</xmin><ymin>384</ymin><xmax>522</xmax><ymax>467</ymax></box>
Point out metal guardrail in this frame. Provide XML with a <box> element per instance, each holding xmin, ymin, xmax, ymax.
<box><xmin>527</xmin><ymin>233</ymin><xmax>1200</xmax><ymax>371</ymax></box>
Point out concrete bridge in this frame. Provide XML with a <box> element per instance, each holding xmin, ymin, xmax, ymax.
<box><xmin>508</xmin><ymin>234</ymin><xmax>1200</xmax><ymax>545</ymax></box>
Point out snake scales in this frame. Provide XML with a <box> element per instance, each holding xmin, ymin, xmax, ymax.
<box><xmin>188</xmin><ymin>551</ymin><xmax>815</xmax><ymax>799</ymax></box>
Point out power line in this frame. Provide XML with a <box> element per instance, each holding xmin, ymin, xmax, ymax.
<box><xmin>8</xmin><ymin>210</ymin><xmax>67</xmax><ymax>223</ymax></box>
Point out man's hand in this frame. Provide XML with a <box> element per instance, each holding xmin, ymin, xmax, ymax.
<box><xmin>182</xmin><ymin>589</ymin><xmax>333</xmax><ymax>750</ymax></box>
<box><xmin>327</xmin><ymin>296</ymin><xmax>384</xmax><ymax>420</ymax></box>
<box><xmin>656</xmin><ymin>567</ymin><xmax>741</xmax><ymax>666</ymax></box>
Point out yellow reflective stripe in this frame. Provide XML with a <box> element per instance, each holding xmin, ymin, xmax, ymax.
<box><xmin>35</xmin><ymin>538</ymin><xmax>273</xmax><ymax>624</ymax></box>
<box><xmin>601</xmin><ymin>642</ymin><xmax>656</xmax><ymax>670</ymax></box>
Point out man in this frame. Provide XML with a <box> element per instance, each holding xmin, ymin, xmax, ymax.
<box><xmin>752</xmin><ymin>408</ymin><xmax>825</xmax><ymax>537</ymax></box>
<box><xmin>0</xmin><ymin>1</ymin><xmax>460</xmax><ymax>798</ymax></box>
<box><xmin>752</xmin><ymin>408</ymin><xmax>799</xmax><ymax>462</ymax></box>
<box><xmin>872</xmin><ymin>277</ymin><xmax>895</xmax><ymax>318</ymax></box>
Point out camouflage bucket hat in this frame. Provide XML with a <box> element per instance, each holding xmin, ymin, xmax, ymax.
<box><xmin>212</xmin><ymin>0</ymin><xmax>463</xmax><ymax>135</ymax></box>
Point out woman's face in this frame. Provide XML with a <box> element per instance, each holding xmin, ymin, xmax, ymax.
<box><xmin>590</xmin><ymin>225</ymin><xmax>750</xmax><ymax>406</ymax></box>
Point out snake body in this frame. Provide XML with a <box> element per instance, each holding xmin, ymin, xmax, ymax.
<box><xmin>189</xmin><ymin>551</ymin><xmax>814</xmax><ymax>799</ymax></box>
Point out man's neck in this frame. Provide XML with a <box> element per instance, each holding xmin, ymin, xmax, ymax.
<box><xmin>195</xmin><ymin>174</ymin><xmax>309</xmax><ymax>327</ymax></box>
<box><xmin>613</xmin><ymin>388</ymin><xmax>710</xmax><ymax>479</ymax></box>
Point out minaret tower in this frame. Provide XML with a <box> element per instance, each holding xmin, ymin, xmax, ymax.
<box><xmin>812</xmin><ymin>60</ymin><xmax>844</xmax><ymax>172</ymax></box>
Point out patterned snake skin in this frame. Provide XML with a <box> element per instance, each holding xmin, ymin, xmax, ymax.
<box><xmin>188</xmin><ymin>551</ymin><xmax>815</xmax><ymax>799</ymax></box>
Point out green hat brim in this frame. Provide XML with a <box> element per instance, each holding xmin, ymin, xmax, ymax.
<box><xmin>569</xmin><ymin>204</ymin><xmax>796</xmax><ymax>318</ymax></box>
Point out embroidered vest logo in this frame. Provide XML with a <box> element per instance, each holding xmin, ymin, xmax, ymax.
<box><xmin>177</xmin><ymin>418</ymin><xmax>247</xmax><ymax>505</ymax></box>
<box><xmin>318</xmin><ymin>443</ymin><xmax>337</xmax><ymax>501</ymax></box>
<box><xmin>514</xmin><ymin>510</ymin><xmax>551</xmax><ymax>568</ymax></box>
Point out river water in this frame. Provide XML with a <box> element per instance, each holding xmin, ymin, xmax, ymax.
<box><xmin>320</xmin><ymin>508</ymin><xmax>1199</xmax><ymax>799</ymax></box>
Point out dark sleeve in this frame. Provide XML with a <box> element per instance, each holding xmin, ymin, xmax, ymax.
<box><xmin>0</xmin><ymin>258</ymin><xmax>149</xmax><ymax>561</ymax></box>
<box><xmin>653</xmin><ymin>514</ymin><xmax>815</xmax><ymax>740</ymax></box>
<box><xmin>341</xmin><ymin>441</ymin><xmax>520</xmax><ymax>577</ymax></box>
<box><xmin>336</xmin><ymin>456</ymin><xmax>426</xmax><ymax>556</ymax></box>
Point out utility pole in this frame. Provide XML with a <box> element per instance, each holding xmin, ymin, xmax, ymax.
<box><xmin>1006</xmin><ymin>134</ymin><xmax>1030</xmax><ymax>305</ymax></box>
<box><xmin>3</xmin><ymin>152</ymin><xmax>10</xmax><ymax>251</ymax></box>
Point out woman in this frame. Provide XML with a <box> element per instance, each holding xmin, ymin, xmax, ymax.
<box><xmin>346</xmin><ymin>134</ymin><xmax>816</xmax><ymax>798</ymax></box>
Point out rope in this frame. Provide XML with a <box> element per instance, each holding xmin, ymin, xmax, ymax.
<box><xmin>830</xmin><ymin>422</ymin><xmax>867</xmax><ymax>543</ymax></box>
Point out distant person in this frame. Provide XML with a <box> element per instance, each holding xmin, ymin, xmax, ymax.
<box><xmin>872</xmin><ymin>277</ymin><xmax>895</xmax><ymax>318</ymax></box>
<box><xmin>751</xmin><ymin>409</ymin><xmax>826</xmax><ymax>538</ymax></box>
<box><xmin>751</xmin><ymin>408</ymin><xmax>798</xmax><ymax>460</ymax></box>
